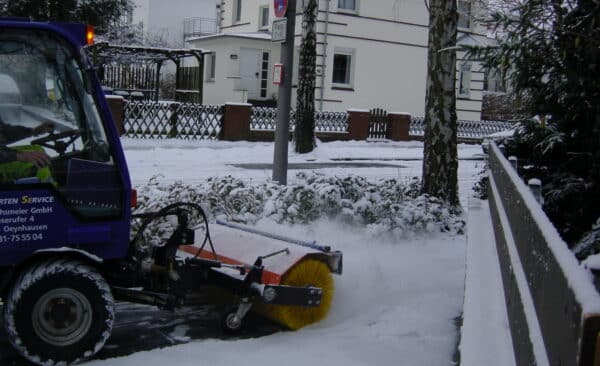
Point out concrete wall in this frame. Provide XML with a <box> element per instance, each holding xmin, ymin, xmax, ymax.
<box><xmin>488</xmin><ymin>142</ymin><xmax>600</xmax><ymax>366</ymax></box>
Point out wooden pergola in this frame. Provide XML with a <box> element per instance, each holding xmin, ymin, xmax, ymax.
<box><xmin>89</xmin><ymin>42</ymin><xmax>209</xmax><ymax>103</ymax></box>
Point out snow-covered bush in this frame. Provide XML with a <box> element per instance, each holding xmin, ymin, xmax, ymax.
<box><xmin>499</xmin><ymin>118</ymin><xmax>600</xmax><ymax>251</ymax></box>
<box><xmin>132</xmin><ymin>173</ymin><xmax>465</xmax><ymax>245</ymax></box>
<box><xmin>468</xmin><ymin>0</ymin><xmax>600</xmax><ymax>260</ymax></box>
<box><xmin>205</xmin><ymin>176</ymin><xmax>264</xmax><ymax>223</ymax></box>
<box><xmin>472</xmin><ymin>167</ymin><xmax>488</xmax><ymax>200</ymax></box>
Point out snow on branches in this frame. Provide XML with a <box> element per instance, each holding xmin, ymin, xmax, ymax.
<box><xmin>133</xmin><ymin>173</ymin><xmax>465</xmax><ymax>244</ymax></box>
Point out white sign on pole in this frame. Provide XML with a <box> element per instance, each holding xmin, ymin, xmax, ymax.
<box><xmin>273</xmin><ymin>64</ymin><xmax>283</xmax><ymax>84</ymax></box>
<box><xmin>272</xmin><ymin>19</ymin><xmax>287</xmax><ymax>42</ymax></box>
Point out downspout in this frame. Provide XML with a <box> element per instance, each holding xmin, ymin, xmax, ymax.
<box><xmin>196</xmin><ymin>53</ymin><xmax>204</xmax><ymax>104</ymax></box>
<box><xmin>318</xmin><ymin>0</ymin><xmax>330</xmax><ymax>111</ymax></box>
<box><xmin>217</xmin><ymin>1</ymin><xmax>225</xmax><ymax>32</ymax></box>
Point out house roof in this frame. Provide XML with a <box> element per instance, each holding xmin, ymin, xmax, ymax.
<box><xmin>186</xmin><ymin>32</ymin><xmax>272</xmax><ymax>43</ymax></box>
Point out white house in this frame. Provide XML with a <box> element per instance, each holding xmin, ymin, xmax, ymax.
<box><xmin>187</xmin><ymin>0</ymin><xmax>493</xmax><ymax>121</ymax></box>
<box><xmin>131</xmin><ymin>0</ymin><xmax>220</xmax><ymax>47</ymax></box>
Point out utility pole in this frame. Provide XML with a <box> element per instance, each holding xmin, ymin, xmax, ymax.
<box><xmin>272</xmin><ymin>0</ymin><xmax>296</xmax><ymax>185</ymax></box>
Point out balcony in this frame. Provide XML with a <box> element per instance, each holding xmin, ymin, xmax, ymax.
<box><xmin>183</xmin><ymin>17</ymin><xmax>218</xmax><ymax>40</ymax></box>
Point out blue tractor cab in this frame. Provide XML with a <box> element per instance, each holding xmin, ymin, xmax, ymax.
<box><xmin>0</xmin><ymin>18</ymin><xmax>337</xmax><ymax>366</ymax></box>
<box><xmin>0</xmin><ymin>19</ymin><xmax>132</xmax><ymax>363</ymax></box>
<box><xmin>0</xmin><ymin>20</ymin><xmax>132</xmax><ymax>265</ymax></box>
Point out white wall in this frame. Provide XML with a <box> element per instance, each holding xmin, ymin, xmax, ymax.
<box><xmin>195</xmin><ymin>37</ymin><xmax>281</xmax><ymax>105</ymax></box>
<box><xmin>131</xmin><ymin>0</ymin><xmax>150</xmax><ymax>27</ymax></box>
<box><xmin>312</xmin><ymin>37</ymin><xmax>429</xmax><ymax>116</ymax></box>
<box><xmin>132</xmin><ymin>0</ymin><xmax>219</xmax><ymax>47</ymax></box>
<box><xmin>220</xmin><ymin>0</ymin><xmax>271</xmax><ymax>31</ymax></box>
<box><xmin>213</xmin><ymin>0</ymin><xmax>492</xmax><ymax>120</ymax></box>
<box><xmin>309</xmin><ymin>1</ymin><xmax>430</xmax><ymax>115</ymax></box>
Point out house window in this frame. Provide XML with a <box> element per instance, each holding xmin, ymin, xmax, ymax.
<box><xmin>484</xmin><ymin>68</ymin><xmax>506</xmax><ymax>93</ymax></box>
<box><xmin>332</xmin><ymin>50</ymin><xmax>354</xmax><ymax>87</ymax></box>
<box><xmin>259</xmin><ymin>6</ymin><xmax>269</xmax><ymax>29</ymax></box>
<box><xmin>458</xmin><ymin>0</ymin><xmax>472</xmax><ymax>29</ymax></box>
<box><xmin>458</xmin><ymin>63</ymin><xmax>472</xmax><ymax>98</ymax></box>
<box><xmin>206</xmin><ymin>53</ymin><xmax>216</xmax><ymax>81</ymax></box>
<box><xmin>260</xmin><ymin>51</ymin><xmax>270</xmax><ymax>98</ymax></box>
<box><xmin>338</xmin><ymin>0</ymin><xmax>357</xmax><ymax>12</ymax></box>
<box><xmin>233</xmin><ymin>0</ymin><xmax>242</xmax><ymax>23</ymax></box>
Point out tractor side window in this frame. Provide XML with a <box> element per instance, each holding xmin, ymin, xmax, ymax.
<box><xmin>0</xmin><ymin>29</ymin><xmax>123</xmax><ymax>219</ymax></box>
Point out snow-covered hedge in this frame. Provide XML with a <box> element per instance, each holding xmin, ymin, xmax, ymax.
<box><xmin>134</xmin><ymin>173</ymin><xmax>465</xmax><ymax>241</ymax></box>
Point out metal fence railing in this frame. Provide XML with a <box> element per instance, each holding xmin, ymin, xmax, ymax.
<box><xmin>410</xmin><ymin>116</ymin><xmax>514</xmax><ymax>139</ymax></box>
<box><xmin>250</xmin><ymin>107</ymin><xmax>348</xmax><ymax>133</ymax></box>
<box><xmin>251</xmin><ymin>106</ymin><xmax>286</xmax><ymax>130</ymax></box>
<box><xmin>314</xmin><ymin>111</ymin><xmax>348</xmax><ymax>132</ymax></box>
<box><xmin>123</xmin><ymin>102</ymin><xmax>513</xmax><ymax>141</ymax></box>
<box><xmin>124</xmin><ymin>101</ymin><xmax>223</xmax><ymax>140</ymax></box>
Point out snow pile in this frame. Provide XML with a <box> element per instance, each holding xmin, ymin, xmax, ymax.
<box><xmin>134</xmin><ymin>172</ymin><xmax>465</xmax><ymax>241</ymax></box>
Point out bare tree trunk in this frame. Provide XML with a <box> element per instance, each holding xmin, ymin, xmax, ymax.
<box><xmin>421</xmin><ymin>0</ymin><xmax>459</xmax><ymax>206</ymax></box>
<box><xmin>294</xmin><ymin>0</ymin><xmax>317</xmax><ymax>153</ymax></box>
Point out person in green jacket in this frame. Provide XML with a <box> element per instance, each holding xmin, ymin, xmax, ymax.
<box><xmin>0</xmin><ymin>119</ymin><xmax>54</xmax><ymax>183</ymax></box>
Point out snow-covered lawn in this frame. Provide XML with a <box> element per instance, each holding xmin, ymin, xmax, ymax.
<box><xmin>88</xmin><ymin>139</ymin><xmax>485</xmax><ymax>366</ymax></box>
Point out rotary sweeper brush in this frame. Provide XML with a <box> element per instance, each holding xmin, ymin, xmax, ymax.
<box><xmin>121</xmin><ymin>203</ymin><xmax>343</xmax><ymax>334</ymax></box>
<box><xmin>0</xmin><ymin>19</ymin><xmax>343</xmax><ymax>366</ymax></box>
<box><xmin>179</xmin><ymin>220</ymin><xmax>342</xmax><ymax>330</ymax></box>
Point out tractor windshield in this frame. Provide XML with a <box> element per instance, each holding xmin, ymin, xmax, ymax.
<box><xmin>0</xmin><ymin>29</ymin><xmax>110</xmax><ymax>159</ymax></box>
<box><xmin>0</xmin><ymin>28</ymin><xmax>123</xmax><ymax>218</ymax></box>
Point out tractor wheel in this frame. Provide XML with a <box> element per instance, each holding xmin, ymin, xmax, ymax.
<box><xmin>3</xmin><ymin>258</ymin><xmax>114</xmax><ymax>365</ymax></box>
<box><xmin>221</xmin><ymin>305</ymin><xmax>248</xmax><ymax>334</ymax></box>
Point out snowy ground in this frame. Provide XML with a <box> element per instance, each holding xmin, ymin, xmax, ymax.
<box><xmin>0</xmin><ymin>139</ymin><xmax>487</xmax><ymax>365</ymax></box>
<box><xmin>79</xmin><ymin>139</ymin><xmax>486</xmax><ymax>366</ymax></box>
<box><xmin>122</xmin><ymin>139</ymin><xmax>484</xmax><ymax>195</ymax></box>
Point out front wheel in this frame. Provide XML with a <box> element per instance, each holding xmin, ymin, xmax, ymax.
<box><xmin>221</xmin><ymin>306</ymin><xmax>245</xmax><ymax>334</ymax></box>
<box><xmin>3</xmin><ymin>258</ymin><xmax>114</xmax><ymax>365</ymax></box>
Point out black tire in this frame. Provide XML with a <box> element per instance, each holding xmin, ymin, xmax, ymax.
<box><xmin>3</xmin><ymin>258</ymin><xmax>114</xmax><ymax>365</ymax></box>
<box><xmin>220</xmin><ymin>306</ymin><xmax>245</xmax><ymax>334</ymax></box>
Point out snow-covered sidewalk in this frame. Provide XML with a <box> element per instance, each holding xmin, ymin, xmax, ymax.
<box><xmin>86</xmin><ymin>140</ymin><xmax>486</xmax><ymax>366</ymax></box>
<box><xmin>460</xmin><ymin>198</ymin><xmax>515</xmax><ymax>366</ymax></box>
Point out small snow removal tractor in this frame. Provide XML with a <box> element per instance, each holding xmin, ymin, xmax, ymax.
<box><xmin>0</xmin><ymin>19</ymin><xmax>342</xmax><ymax>365</ymax></box>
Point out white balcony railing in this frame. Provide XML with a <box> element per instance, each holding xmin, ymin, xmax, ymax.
<box><xmin>183</xmin><ymin>17</ymin><xmax>218</xmax><ymax>39</ymax></box>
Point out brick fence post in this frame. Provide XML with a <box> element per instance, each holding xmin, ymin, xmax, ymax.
<box><xmin>347</xmin><ymin>109</ymin><xmax>370</xmax><ymax>141</ymax></box>
<box><xmin>105</xmin><ymin>95</ymin><xmax>125</xmax><ymax>136</ymax></box>
<box><xmin>388</xmin><ymin>112</ymin><xmax>411</xmax><ymax>141</ymax></box>
<box><xmin>222</xmin><ymin>103</ymin><xmax>252</xmax><ymax>141</ymax></box>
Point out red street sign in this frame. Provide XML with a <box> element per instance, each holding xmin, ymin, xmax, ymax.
<box><xmin>274</xmin><ymin>0</ymin><xmax>288</xmax><ymax>18</ymax></box>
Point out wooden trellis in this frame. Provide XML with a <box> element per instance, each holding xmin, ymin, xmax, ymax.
<box><xmin>89</xmin><ymin>42</ymin><xmax>208</xmax><ymax>103</ymax></box>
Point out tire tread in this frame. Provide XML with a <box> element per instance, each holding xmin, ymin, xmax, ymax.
<box><xmin>3</xmin><ymin>257</ymin><xmax>114</xmax><ymax>365</ymax></box>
